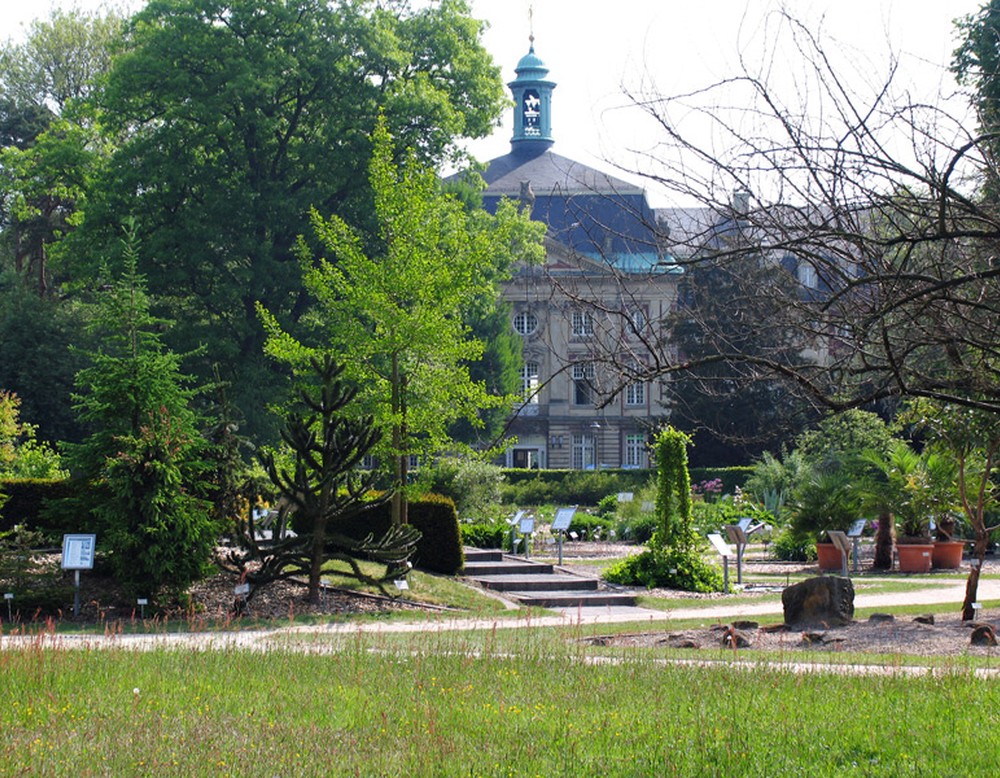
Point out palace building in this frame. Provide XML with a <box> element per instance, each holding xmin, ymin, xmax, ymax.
<box><xmin>477</xmin><ymin>42</ymin><xmax>707</xmax><ymax>470</ymax></box>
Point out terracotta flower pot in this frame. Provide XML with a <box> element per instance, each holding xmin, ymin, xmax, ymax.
<box><xmin>897</xmin><ymin>543</ymin><xmax>933</xmax><ymax>573</ymax></box>
<box><xmin>931</xmin><ymin>540</ymin><xmax>964</xmax><ymax>570</ymax></box>
<box><xmin>815</xmin><ymin>542</ymin><xmax>844</xmax><ymax>571</ymax></box>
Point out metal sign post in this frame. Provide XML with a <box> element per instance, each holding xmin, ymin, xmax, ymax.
<box><xmin>507</xmin><ymin>511</ymin><xmax>525</xmax><ymax>554</ymax></box>
<box><xmin>61</xmin><ymin>534</ymin><xmax>96</xmax><ymax>617</ymax></box>
<box><xmin>551</xmin><ymin>508</ymin><xmax>576</xmax><ymax>566</ymax></box>
<box><xmin>828</xmin><ymin>531</ymin><xmax>852</xmax><ymax>578</ymax></box>
<box><xmin>847</xmin><ymin>520</ymin><xmax>867</xmax><ymax>572</ymax></box>
<box><xmin>708</xmin><ymin>533</ymin><xmax>733</xmax><ymax>593</ymax></box>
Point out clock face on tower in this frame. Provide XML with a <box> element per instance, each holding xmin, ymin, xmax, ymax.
<box><xmin>522</xmin><ymin>89</ymin><xmax>541</xmax><ymax>136</ymax></box>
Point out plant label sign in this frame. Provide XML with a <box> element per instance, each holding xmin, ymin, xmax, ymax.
<box><xmin>61</xmin><ymin>534</ymin><xmax>96</xmax><ymax>570</ymax></box>
<box><xmin>848</xmin><ymin>520</ymin><xmax>867</xmax><ymax>538</ymax></box>
<box><xmin>233</xmin><ymin>583</ymin><xmax>250</xmax><ymax>597</ymax></box>
<box><xmin>509</xmin><ymin>510</ymin><xmax>526</xmax><ymax>526</ymax></box>
<box><xmin>394</xmin><ymin>579</ymin><xmax>409</xmax><ymax>591</ymax></box>
<box><xmin>707</xmin><ymin>533</ymin><xmax>732</xmax><ymax>558</ymax></box>
<box><xmin>552</xmin><ymin>508</ymin><xmax>575</xmax><ymax>532</ymax></box>
<box><xmin>617</xmin><ymin>492</ymin><xmax>634</xmax><ymax>503</ymax></box>
<box><xmin>519</xmin><ymin>517</ymin><xmax>535</xmax><ymax>535</ymax></box>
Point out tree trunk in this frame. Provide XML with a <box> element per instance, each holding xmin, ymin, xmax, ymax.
<box><xmin>307</xmin><ymin>509</ymin><xmax>328</xmax><ymax>604</ymax></box>
<box><xmin>961</xmin><ymin>530</ymin><xmax>988</xmax><ymax>621</ymax></box>
<box><xmin>871</xmin><ymin>510</ymin><xmax>895</xmax><ymax>570</ymax></box>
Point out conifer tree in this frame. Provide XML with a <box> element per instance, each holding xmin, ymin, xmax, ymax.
<box><xmin>69</xmin><ymin>222</ymin><xmax>213</xmax><ymax>596</ymax></box>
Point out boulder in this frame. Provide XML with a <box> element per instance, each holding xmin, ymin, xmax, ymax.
<box><xmin>868</xmin><ymin>613</ymin><xmax>895</xmax><ymax>624</ymax></box>
<box><xmin>782</xmin><ymin>575</ymin><xmax>855</xmax><ymax>626</ymax></box>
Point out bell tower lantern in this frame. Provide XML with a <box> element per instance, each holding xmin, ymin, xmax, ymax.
<box><xmin>508</xmin><ymin>39</ymin><xmax>555</xmax><ymax>156</ymax></box>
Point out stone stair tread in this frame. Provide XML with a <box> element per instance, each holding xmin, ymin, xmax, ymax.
<box><xmin>506</xmin><ymin>590</ymin><xmax>637</xmax><ymax>608</ymax></box>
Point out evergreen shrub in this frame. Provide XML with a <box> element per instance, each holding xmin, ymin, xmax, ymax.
<box><xmin>603</xmin><ymin>545</ymin><xmax>723</xmax><ymax>593</ymax></box>
<box><xmin>459</xmin><ymin>520</ymin><xmax>507</xmax><ymax>549</ymax></box>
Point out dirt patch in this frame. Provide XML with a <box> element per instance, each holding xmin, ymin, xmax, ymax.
<box><xmin>7</xmin><ymin>562</ymin><xmax>408</xmax><ymax>628</ymax></box>
<box><xmin>582</xmin><ymin>615</ymin><xmax>1000</xmax><ymax>657</ymax></box>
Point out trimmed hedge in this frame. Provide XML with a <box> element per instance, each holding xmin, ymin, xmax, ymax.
<box><xmin>319</xmin><ymin>494</ymin><xmax>464</xmax><ymax>575</ymax></box>
<box><xmin>499</xmin><ymin>467</ymin><xmax>752</xmax><ymax>507</ymax></box>
<box><xmin>689</xmin><ymin>467</ymin><xmax>754</xmax><ymax>494</ymax></box>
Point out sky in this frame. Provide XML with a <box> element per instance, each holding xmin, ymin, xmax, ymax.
<box><xmin>0</xmin><ymin>0</ymin><xmax>985</xmax><ymax>202</ymax></box>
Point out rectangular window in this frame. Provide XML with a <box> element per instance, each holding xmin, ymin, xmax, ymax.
<box><xmin>572</xmin><ymin>363</ymin><xmax>595</xmax><ymax>405</ymax></box>
<box><xmin>626</xmin><ymin>380</ymin><xmax>645</xmax><ymax>406</ymax></box>
<box><xmin>624</xmin><ymin>434</ymin><xmax>647</xmax><ymax>468</ymax></box>
<box><xmin>571</xmin><ymin>434</ymin><xmax>595</xmax><ymax>470</ymax></box>
<box><xmin>521</xmin><ymin>361</ymin><xmax>540</xmax><ymax>403</ymax></box>
<box><xmin>571</xmin><ymin>310</ymin><xmax>594</xmax><ymax>337</ymax></box>
<box><xmin>627</xmin><ymin>306</ymin><xmax>647</xmax><ymax>333</ymax></box>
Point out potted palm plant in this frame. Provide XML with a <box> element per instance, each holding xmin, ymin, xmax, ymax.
<box><xmin>869</xmin><ymin>441</ymin><xmax>955</xmax><ymax>573</ymax></box>
<box><xmin>789</xmin><ymin>470</ymin><xmax>860</xmax><ymax>571</ymax></box>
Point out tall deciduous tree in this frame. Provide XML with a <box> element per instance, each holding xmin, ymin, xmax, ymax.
<box><xmin>0</xmin><ymin>7</ymin><xmax>122</xmax><ymax>294</ymax></box>
<box><xmin>64</xmin><ymin>0</ymin><xmax>508</xmax><ymax>442</ymax></box>
<box><xmin>260</xmin><ymin>118</ymin><xmax>544</xmax><ymax>524</ymax></box>
<box><xmin>668</xmin><ymin>243</ymin><xmax>816</xmax><ymax>466</ymax></box>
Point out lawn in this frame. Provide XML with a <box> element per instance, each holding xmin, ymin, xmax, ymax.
<box><xmin>1</xmin><ymin>635</ymin><xmax>997</xmax><ymax>776</ymax></box>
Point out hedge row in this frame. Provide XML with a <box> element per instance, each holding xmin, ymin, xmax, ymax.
<box><xmin>499</xmin><ymin>467</ymin><xmax>753</xmax><ymax>507</ymax></box>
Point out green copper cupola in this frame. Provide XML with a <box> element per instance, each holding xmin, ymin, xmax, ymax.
<box><xmin>509</xmin><ymin>41</ymin><xmax>555</xmax><ymax>155</ymax></box>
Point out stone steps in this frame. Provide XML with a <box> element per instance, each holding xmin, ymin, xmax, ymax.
<box><xmin>462</xmin><ymin>548</ymin><xmax>636</xmax><ymax>608</ymax></box>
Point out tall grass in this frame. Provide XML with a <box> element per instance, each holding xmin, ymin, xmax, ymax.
<box><xmin>1</xmin><ymin>633</ymin><xmax>997</xmax><ymax>776</ymax></box>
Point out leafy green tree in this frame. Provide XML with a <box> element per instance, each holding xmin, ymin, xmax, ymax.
<box><xmin>63</xmin><ymin>0</ymin><xmax>508</xmax><ymax>442</ymax></box>
<box><xmin>450</xmin><ymin>301</ymin><xmax>524</xmax><ymax>448</ymax></box>
<box><xmin>0</xmin><ymin>270</ymin><xmax>92</xmax><ymax>442</ymax></box>
<box><xmin>0</xmin><ymin>7</ymin><xmax>122</xmax><ymax>294</ymax></box>
<box><xmin>69</xmin><ymin>224</ymin><xmax>214</xmax><ymax>596</ymax></box>
<box><xmin>239</xmin><ymin>356</ymin><xmax>419</xmax><ymax>604</ymax></box>
<box><xmin>954</xmin><ymin>0</ymin><xmax>1000</xmax><ymax>166</ymax></box>
<box><xmin>261</xmin><ymin>118</ymin><xmax>544</xmax><ymax>524</ymax></box>
<box><xmin>0</xmin><ymin>390</ymin><xmax>67</xmax><ymax>479</ymax></box>
<box><xmin>909</xmin><ymin>399</ymin><xmax>1000</xmax><ymax>620</ymax></box>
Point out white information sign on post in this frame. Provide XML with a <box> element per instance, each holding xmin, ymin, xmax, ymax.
<box><xmin>707</xmin><ymin>533</ymin><xmax>733</xmax><ymax>593</ymax></box>
<box><xmin>62</xmin><ymin>534</ymin><xmax>97</xmax><ymax>617</ymax></box>
<box><xmin>61</xmin><ymin>534</ymin><xmax>96</xmax><ymax>570</ymax></box>
<box><xmin>617</xmin><ymin>492</ymin><xmax>634</xmax><ymax>503</ymax></box>
<box><xmin>827</xmin><ymin>531</ymin><xmax>852</xmax><ymax>577</ymax></box>
<box><xmin>708</xmin><ymin>533</ymin><xmax>732</xmax><ymax>558</ymax></box>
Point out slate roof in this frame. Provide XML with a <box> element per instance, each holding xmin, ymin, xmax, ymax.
<box><xmin>480</xmin><ymin>147</ymin><xmax>667</xmax><ymax>269</ymax></box>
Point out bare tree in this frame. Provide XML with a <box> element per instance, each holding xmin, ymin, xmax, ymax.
<box><xmin>604</xmin><ymin>11</ymin><xmax>1000</xmax><ymax>417</ymax></box>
